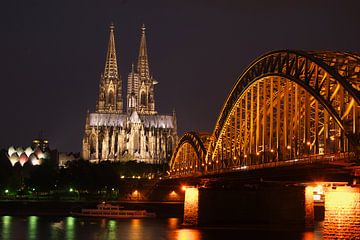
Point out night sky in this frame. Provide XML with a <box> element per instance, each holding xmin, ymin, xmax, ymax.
<box><xmin>1</xmin><ymin>0</ymin><xmax>360</xmax><ymax>152</ymax></box>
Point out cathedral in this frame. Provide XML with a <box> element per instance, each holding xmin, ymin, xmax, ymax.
<box><xmin>82</xmin><ymin>24</ymin><xmax>178</xmax><ymax>164</ymax></box>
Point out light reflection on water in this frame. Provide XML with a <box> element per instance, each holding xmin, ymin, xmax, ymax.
<box><xmin>28</xmin><ymin>216</ymin><xmax>38</xmax><ymax>240</ymax></box>
<box><xmin>107</xmin><ymin>220</ymin><xmax>117</xmax><ymax>240</ymax></box>
<box><xmin>66</xmin><ymin>217</ymin><xmax>75</xmax><ymax>240</ymax></box>
<box><xmin>0</xmin><ymin>216</ymin><xmax>326</xmax><ymax>240</ymax></box>
<box><xmin>2</xmin><ymin>216</ymin><xmax>11</xmax><ymax>240</ymax></box>
<box><xmin>175</xmin><ymin>228</ymin><xmax>202</xmax><ymax>240</ymax></box>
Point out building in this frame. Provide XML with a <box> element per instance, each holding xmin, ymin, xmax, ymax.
<box><xmin>82</xmin><ymin>24</ymin><xmax>178</xmax><ymax>164</ymax></box>
<box><xmin>58</xmin><ymin>152</ymin><xmax>80</xmax><ymax>167</ymax></box>
<box><xmin>6</xmin><ymin>138</ymin><xmax>58</xmax><ymax>167</ymax></box>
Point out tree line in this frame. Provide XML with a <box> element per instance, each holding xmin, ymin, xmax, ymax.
<box><xmin>0</xmin><ymin>149</ymin><xmax>168</xmax><ymax>196</ymax></box>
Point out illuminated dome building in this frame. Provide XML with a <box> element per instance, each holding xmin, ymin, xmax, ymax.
<box><xmin>82</xmin><ymin>24</ymin><xmax>178</xmax><ymax>164</ymax></box>
<box><xmin>5</xmin><ymin>138</ymin><xmax>55</xmax><ymax>167</ymax></box>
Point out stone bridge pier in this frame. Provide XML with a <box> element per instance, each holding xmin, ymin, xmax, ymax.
<box><xmin>183</xmin><ymin>182</ymin><xmax>360</xmax><ymax>238</ymax></box>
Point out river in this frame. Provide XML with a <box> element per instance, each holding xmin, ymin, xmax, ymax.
<box><xmin>0</xmin><ymin>216</ymin><xmax>324</xmax><ymax>240</ymax></box>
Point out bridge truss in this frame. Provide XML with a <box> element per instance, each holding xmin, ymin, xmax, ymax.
<box><xmin>170</xmin><ymin>50</ymin><xmax>360</xmax><ymax>177</ymax></box>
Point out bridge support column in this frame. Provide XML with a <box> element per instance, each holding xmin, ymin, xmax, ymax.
<box><xmin>323</xmin><ymin>186</ymin><xmax>360</xmax><ymax>239</ymax></box>
<box><xmin>183</xmin><ymin>183</ymin><xmax>313</xmax><ymax>228</ymax></box>
<box><xmin>183</xmin><ymin>187</ymin><xmax>199</xmax><ymax>226</ymax></box>
<box><xmin>305</xmin><ymin>186</ymin><xmax>315</xmax><ymax>228</ymax></box>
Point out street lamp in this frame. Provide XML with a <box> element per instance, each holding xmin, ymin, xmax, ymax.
<box><xmin>306</xmin><ymin>141</ymin><xmax>311</xmax><ymax>155</ymax></box>
<box><xmin>287</xmin><ymin>145</ymin><xmax>291</xmax><ymax>159</ymax></box>
<box><xmin>270</xmin><ymin>149</ymin><xmax>275</xmax><ymax>162</ymax></box>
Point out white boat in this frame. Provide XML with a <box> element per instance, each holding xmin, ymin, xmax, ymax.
<box><xmin>72</xmin><ymin>202</ymin><xmax>156</xmax><ymax>218</ymax></box>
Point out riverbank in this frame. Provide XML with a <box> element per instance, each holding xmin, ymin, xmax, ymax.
<box><xmin>0</xmin><ymin>200</ymin><xmax>183</xmax><ymax>218</ymax></box>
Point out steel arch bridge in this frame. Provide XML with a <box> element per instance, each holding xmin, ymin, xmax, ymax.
<box><xmin>170</xmin><ymin>50</ymin><xmax>360</xmax><ymax>177</ymax></box>
<box><xmin>169</xmin><ymin>132</ymin><xmax>211</xmax><ymax>176</ymax></box>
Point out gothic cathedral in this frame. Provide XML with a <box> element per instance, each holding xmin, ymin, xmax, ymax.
<box><xmin>82</xmin><ymin>24</ymin><xmax>178</xmax><ymax>164</ymax></box>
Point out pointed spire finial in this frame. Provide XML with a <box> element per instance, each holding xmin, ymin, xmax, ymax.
<box><xmin>103</xmin><ymin>23</ymin><xmax>119</xmax><ymax>79</ymax></box>
<box><xmin>141</xmin><ymin>23</ymin><xmax>146</xmax><ymax>33</ymax></box>
<box><xmin>137</xmin><ymin>23</ymin><xmax>150</xmax><ymax>80</ymax></box>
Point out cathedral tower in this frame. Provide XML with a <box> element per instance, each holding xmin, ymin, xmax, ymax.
<box><xmin>96</xmin><ymin>23</ymin><xmax>123</xmax><ymax>113</ymax></box>
<box><xmin>127</xmin><ymin>24</ymin><xmax>157</xmax><ymax>115</ymax></box>
<box><xmin>83</xmin><ymin>23</ymin><xmax>177</xmax><ymax>164</ymax></box>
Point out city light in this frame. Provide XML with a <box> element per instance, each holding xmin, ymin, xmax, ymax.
<box><xmin>314</xmin><ymin>185</ymin><xmax>324</xmax><ymax>195</ymax></box>
<box><xmin>181</xmin><ymin>185</ymin><xmax>187</xmax><ymax>191</ymax></box>
<box><xmin>132</xmin><ymin>190</ymin><xmax>140</xmax><ymax>200</ymax></box>
<box><xmin>169</xmin><ymin>190</ymin><xmax>178</xmax><ymax>200</ymax></box>
<box><xmin>313</xmin><ymin>194</ymin><xmax>321</xmax><ymax>201</ymax></box>
<box><xmin>69</xmin><ymin>188</ymin><xmax>74</xmax><ymax>192</ymax></box>
<box><xmin>4</xmin><ymin>189</ymin><xmax>8</xmax><ymax>194</ymax></box>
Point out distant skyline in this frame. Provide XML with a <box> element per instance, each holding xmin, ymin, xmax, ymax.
<box><xmin>1</xmin><ymin>0</ymin><xmax>360</xmax><ymax>152</ymax></box>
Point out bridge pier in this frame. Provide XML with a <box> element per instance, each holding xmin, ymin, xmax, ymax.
<box><xmin>183</xmin><ymin>187</ymin><xmax>199</xmax><ymax>226</ymax></box>
<box><xmin>323</xmin><ymin>185</ymin><xmax>360</xmax><ymax>239</ymax></box>
<box><xmin>183</xmin><ymin>182</ymin><xmax>360</xmax><ymax>237</ymax></box>
<box><xmin>183</xmin><ymin>183</ymin><xmax>313</xmax><ymax>229</ymax></box>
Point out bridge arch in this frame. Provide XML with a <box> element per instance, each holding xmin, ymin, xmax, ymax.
<box><xmin>169</xmin><ymin>132</ymin><xmax>210</xmax><ymax>176</ymax></box>
<box><xmin>206</xmin><ymin>50</ymin><xmax>360</xmax><ymax>169</ymax></box>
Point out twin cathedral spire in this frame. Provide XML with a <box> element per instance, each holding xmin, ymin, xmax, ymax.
<box><xmin>96</xmin><ymin>23</ymin><xmax>157</xmax><ymax>115</ymax></box>
<box><xmin>82</xmin><ymin>23</ymin><xmax>177</xmax><ymax>162</ymax></box>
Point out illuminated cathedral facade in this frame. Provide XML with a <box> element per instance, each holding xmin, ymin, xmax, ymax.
<box><xmin>82</xmin><ymin>24</ymin><xmax>178</xmax><ymax>164</ymax></box>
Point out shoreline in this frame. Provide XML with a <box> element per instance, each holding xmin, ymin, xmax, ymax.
<box><xmin>0</xmin><ymin>200</ymin><xmax>184</xmax><ymax>218</ymax></box>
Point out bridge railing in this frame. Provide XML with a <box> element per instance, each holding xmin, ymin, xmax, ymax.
<box><xmin>206</xmin><ymin>152</ymin><xmax>357</xmax><ymax>176</ymax></box>
<box><xmin>170</xmin><ymin>152</ymin><xmax>357</xmax><ymax>178</ymax></box>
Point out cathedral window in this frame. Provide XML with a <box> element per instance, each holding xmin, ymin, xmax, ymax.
<box><xmin>90</xmin><ymin>134</ymin><xmax>97</xmax><ymax>154</ymax></box>
<box><xmin>108</xmin><ymin>90</ymin><xmax>115</xmax><ymax>106</ymax></box>
<box><xmin>140</xmin><ymin>91</ymin><xmax>146</xmax><ymax>106</ymax></box>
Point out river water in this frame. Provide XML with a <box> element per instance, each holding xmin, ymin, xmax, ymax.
<box><xmin>0</xmin><ymin>216</ymin><xmax>324</xmax><ymax>240</ymax></box>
